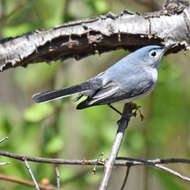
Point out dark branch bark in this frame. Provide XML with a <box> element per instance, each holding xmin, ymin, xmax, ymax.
<box><xmin>0</xmin><ymin>0</ymin><xmax>189</xmax><ymax>71</ymax></box>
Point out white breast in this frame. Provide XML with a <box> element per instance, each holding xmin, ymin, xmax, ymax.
<box><xmin>144</xmin><ymin>67</ymin><xmax>158</xmax><ymax>83</ymax></box>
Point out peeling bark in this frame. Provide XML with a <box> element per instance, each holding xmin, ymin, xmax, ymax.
<box><xmin>0</xmin><ymin>0</ymin><xmax>189</xmax><ymax>71</ymax></box>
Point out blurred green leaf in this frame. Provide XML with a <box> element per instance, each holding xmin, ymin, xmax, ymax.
<box><xmin>127</xmin><ymin>131</ymin><xmax>145</xmax><ymax>153</ymax></box>
<box><xmin>14</xmin><ymin>63</ymin><xmax>58</xmax><ymax>90</ymax></box>
<box><xmin>2</xmin><ymin>23</ymin><xmax>32</xmax><ymax>37</ymax></box>
<box><xmin>84</xmin><ymin>0</ymin><xmax>109</xmax><ymax>15</ymax></box>
<box><xmin>24</xmin><ymin>103</ymin><xmax>54</xmax><ymax>122</ymax></box>
<box><xmin>94</xmin><ymin>0</ymin><xmax>109</xmax><ymax>13</ymax></box>
<box><xmin>45</xmin><ymin>135</ymin><xmax>64</xmax><ymax>153</ymax></box>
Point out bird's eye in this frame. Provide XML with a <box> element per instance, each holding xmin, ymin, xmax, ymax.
<box><xmin>149</xmin><ymin>50</ymin><xmax>157</xmax><ymax>58</ymax></box>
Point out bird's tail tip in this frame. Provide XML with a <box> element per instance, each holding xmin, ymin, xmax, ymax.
<box><xmin>32</xmin><ymin>92</ymin><xmax>48</xmax><ymax>103</ymax></box>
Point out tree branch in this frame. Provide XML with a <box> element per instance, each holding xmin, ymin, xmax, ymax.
<box><xmin>0</xmin><ymin>0</ymin><xmax>189</xmax><ymax>71</ymax></box>
<box><xmin>99</xmin><ymin>103</ymin><xmax>132</xmax><ymax>190</ymax></box>
<box><xmin>1</xmin><ymin>149</ymin><xmax>190</xmax><ymax>183</ymax></box>
<box><xmin>0</xmin><ymin>174</ymin><xmax>57</xmax><ymax>190</ymax></box>
<box><xmin>1</xmin><ymin>149</ymin><xmax>190</xmax><ymax>167</ymax></box>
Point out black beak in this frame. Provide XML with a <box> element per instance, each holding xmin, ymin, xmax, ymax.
<box><xmin>163</xmin><ymin>43</ymin><xmax>175</xmax><ymax>53</ymax></box>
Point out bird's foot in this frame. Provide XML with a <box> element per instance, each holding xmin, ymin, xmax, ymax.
<box><xmin>130</xmin><ymin>103</ymin><xmax>144</xmax><ymax>121</ymax></box>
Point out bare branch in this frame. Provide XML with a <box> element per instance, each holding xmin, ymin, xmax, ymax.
<box><xmin>55</xmin><ymin>166</ymin><xmax>61</xmax><ymax>190</ymax></box>
<box><xmin>0</xmin><ymin>174</ymin><xmax>56</xmax><ymax>190</ymax></box>
<box><xmin>0</xmin><ymin>0</ymin><xmax>189</xmax><ymax>71</ymax></box>
<box><xmin>0</xmin><ymin>150</ymin><xmax>104</xmax><ymax>165</ymax></box>
<box><xmin>24</xmin><ymin>159</ymin><xmax>40</xmax><ymax>190</ymax></box>
<box><xmin>120</xmin><ymin>166</ymin><xmax>131</xmax><ymax>190</ymax></box>
<box><xmin>155</xmin><ymin>164</ymin><xmax>190</xmax><ymax>182</ymax></box>
<box><xmin>0</xmin><ymin>149</ymin><xmax>190</xmax><ymax>184</ymax></box>
<box><xmin>0</xmin><ymin>137</ymin><xmax>8</xmax><ymax>144</ymax></box>
<box><xmin>99</xmin><ymin>103</ymin><xmax>133</xmax><ymax>190</ymax></box>
<box><xmin>117</xmin><ymin>157</ymin><xmax>190</xmax><ymax>165</ymax></box>
<box><xmin>1</xmin><ymin>150</ymin><xmax>190</xmax><ymax>167</ymax></box>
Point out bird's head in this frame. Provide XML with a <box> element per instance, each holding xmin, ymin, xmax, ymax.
<box><xmin>133</xmin><ymin>44</ymin><xmax>174</xmax><ymax>68</ymax></box>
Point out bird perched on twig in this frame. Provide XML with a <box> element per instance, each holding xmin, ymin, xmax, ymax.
<box><xmin>33</xmin><ymin>44</ymin><xmax>173</xmax><ymax>112</ymax></box>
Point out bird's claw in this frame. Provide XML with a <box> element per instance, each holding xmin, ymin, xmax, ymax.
<box><xmin>131</xmin><ymin>103</ymin><xmax>144</xmax><ymax>121</ymax></box>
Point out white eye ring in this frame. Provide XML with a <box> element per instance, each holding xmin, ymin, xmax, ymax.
<box><xmin>149</xmin><ymin>50</ymin><xmax>157</xmax><ymax>58</ymax></box>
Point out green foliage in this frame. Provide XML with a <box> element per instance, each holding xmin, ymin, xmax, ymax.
<box><xmin>24</xmin><ymin>103</ymin><xmax>54</xmax><ymax>122</ymax></box>
<box><xmin>84</xmin><ymin>0</ymin><xmax>109</xmax><ymax>14</ymax></box>
<box><xmin>45</xmin><ymin>135</ymin><xmax>64</xmax><ymax>153</ymax></box>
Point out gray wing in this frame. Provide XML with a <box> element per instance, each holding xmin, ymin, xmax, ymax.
<box><xmin>77</xmin><ymin>72</ymin><xmax>154</xmax><ymax>109</ymax></box>
<box><xmin>77</xmin><ymin>80</ymin><xmax>120</xmax><ymax>109</ymax></box>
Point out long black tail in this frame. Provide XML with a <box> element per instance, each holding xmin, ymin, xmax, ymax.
<box><xmin>33</xmin><ymin>82</ymin><xmax>91</xmax><ymax>103</ymax></box>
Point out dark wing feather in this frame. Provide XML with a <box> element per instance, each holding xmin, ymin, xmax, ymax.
<box><xmin>77</xmin><ymin>81</ymin><xmax>120</xmax><ymax>109</ymax></box>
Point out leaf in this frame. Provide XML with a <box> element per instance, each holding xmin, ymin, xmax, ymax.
<box><xmin>24</xmin><ymin>103</ymin><xmax>54</xmax><ymax>122</ymax></box>
<box><xmin>2</xmin><ymin>23</ymin><xmax>32</xmax><ymax>37</ymax></box>
<box><xmin>45</xmin><ymin>135</ymin><xmax>64</xmax><ymax>153</ymax></box>
<box><xmin>94</xmin><ymin>0</ymin><xmax>109</xmax><ymax>13</ymax></box>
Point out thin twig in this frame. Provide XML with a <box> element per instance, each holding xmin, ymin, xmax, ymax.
<box><xmin>0</xmin><ymin>137</ymin><xmax>8</xmax><ymax>144</ymax></box>
<box><xmin>117</xmin><ymin>157</ymin><xmax>190</xmax><ymax>165</ymax></box>
<box><xmin>0</xmin><ymin>137</ymin><xmax>9</xmax><ymax>167</ymax></box>
<box><xmin>0</xmin><ymin>162</ymin><xmax>10</xmax><ymax>166</ymax></box>
<box><xmin>155</xmin><ymin>164</ymin><xmax>190</xmax><ymax>182</ymax></box>
<box><xmin>99</xmin><ymin>103</ymin><xmax>132</xmax><ymax>190</ymax></box>
<box><xmin>55</xmin><ymin>166</ymin><xmax>60</xmax><ymax>190</ymax></box>
<box><xmin>24</xmin><ymin>159</ymin><xmax>40</xmax><ymax>190</ymax></box>
<box><xmin>120</xmin><ymin>166</ymin><xmax>131</xmax><ymax>190</ymax></box>
<box><xmin>0</xmin><ymin>174</ymin><xmax>56</xmax><ymax>190</ymax></box>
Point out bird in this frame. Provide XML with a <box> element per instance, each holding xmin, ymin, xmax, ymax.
<box><xmin>33</xmin><ymin>44</ymin><xmax>173</xmax><ymax>111</ymax></box>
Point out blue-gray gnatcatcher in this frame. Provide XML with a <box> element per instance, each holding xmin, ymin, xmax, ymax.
<box><xmin>33</xmin><ymin>44</ymin><xmax>173</xmax><ymax>109</ymax></box>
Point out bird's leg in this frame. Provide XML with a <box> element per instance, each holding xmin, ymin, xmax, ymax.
<box><xmin>107</xmin><ymin>104</ymin><xmax>132</xmax><ymax>121</ymax></box>
<box><xmin>108</xmin><ymin>103</ymin><xmax>144</xmax><ymax>121</ymax></box>
<box><xmin>107</xmin><ymin>104</ymin><xmax>123</xmax><ymax>115</ymax></box>
<box><xmin>108</xmin><ymin>104</ymin><xmax>134</xmax><ymax>125</ymax></box>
